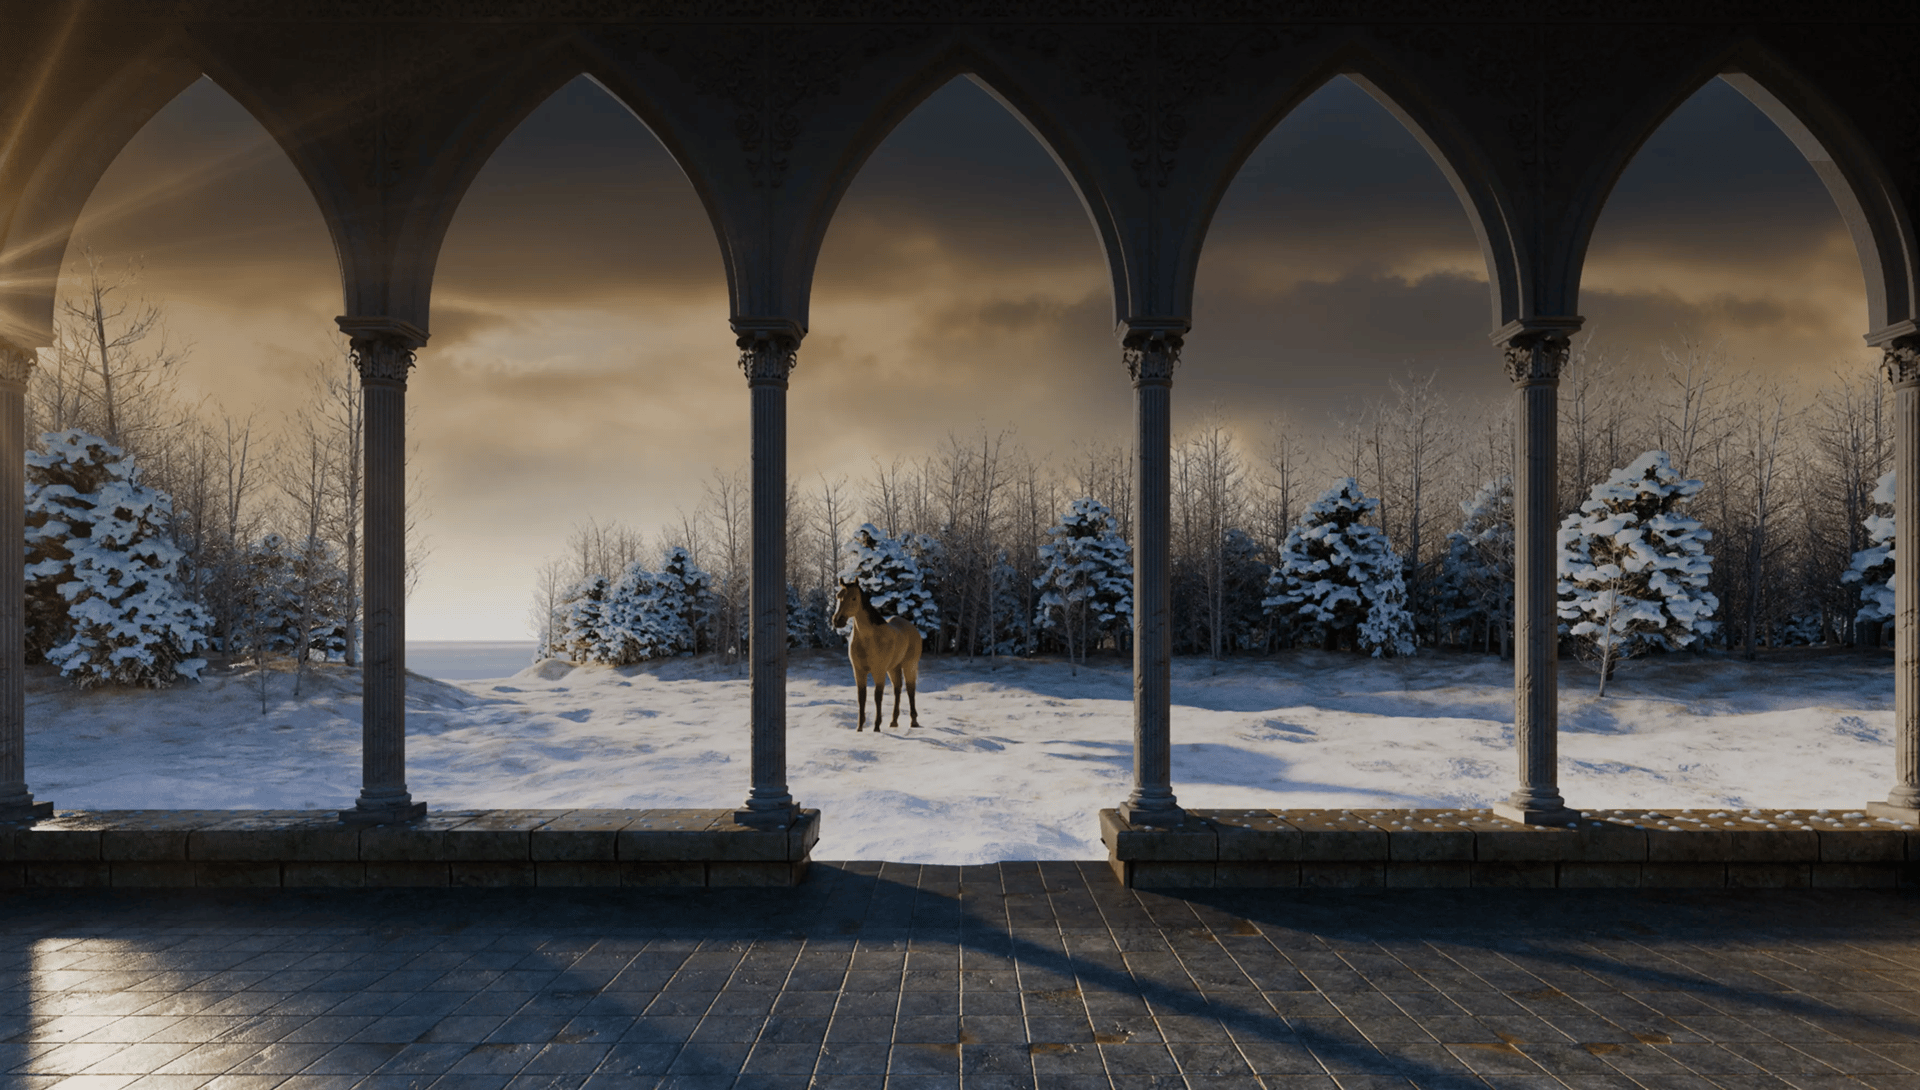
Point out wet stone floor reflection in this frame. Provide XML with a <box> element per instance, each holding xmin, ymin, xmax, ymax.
<box><xmin>0</xmin><ymin>862</ymin><xmax>1917</xmax><ymax>1090</ymax></box>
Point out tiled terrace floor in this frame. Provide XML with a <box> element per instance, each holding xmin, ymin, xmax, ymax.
<box><xmin>1</xmin><ymin>861</ymin><xmax>1917</xmax><ymax>1090</ymax></box>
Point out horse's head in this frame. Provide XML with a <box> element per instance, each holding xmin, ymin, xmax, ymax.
<box><xmin>830</xmin><ymin>580</ymin><xmax>861</xmax><ymax>628</ymax></box>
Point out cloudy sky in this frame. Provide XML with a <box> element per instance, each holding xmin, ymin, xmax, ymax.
<box><xmin>66</xmin><ymin>71</ymin><xmax>1868</xmax><ymax>640</ymax></box>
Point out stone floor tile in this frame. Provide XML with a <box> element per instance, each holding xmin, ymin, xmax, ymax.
<box><xmin>594</xmin><ymin>1040</ymin><xmax>681</xmax><ymax>1077</ymax></box>
<box><xmin>886</xmin><ymin>1042</ymin><xmax>960</xmax><ymax>1076</ymax></box>
<box><xmin>661</xmin><ymin>1042</ymin><xmax>750</xmax><ymax>1077</ymax></box>
<box><xmin>499</xmin><ymin>1077</ymin><xmax>589</xmax><ymax>1090</ymax></box>
<box><xmin>77</xmin><ymin>1042</ymin><xmax>201</xmax><ymax>1075</ymax></box>
<box><xmin>516</xmin><ymin>1044</ymin><xmax>611</xmax><ymax>1076</ymax></box>
<box><xmin>803</xmin><ymin>1076</ymin><xmax>885</xmax><ymax>1090</ymax></box>
<box><xmin>815</xmin><ymin>1042</ymin><xmax>891</xmax><ymax>1076</ymax></box>
<box><xmin>445</xmin><ymin>1042</ymin><xmax>541</xmax><ymax>1077</ymax></box>
<box><xmin>215</xmin><ymin>1041</ymin><xmax>331</xmax><ymax>1076</ymax></box>
<box><xmin>120</xmin><ymin>1075</ymin><xmax>220</xmax><ymax>1090</ymax></box>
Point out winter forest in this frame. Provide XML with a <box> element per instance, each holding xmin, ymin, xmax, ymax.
<box><xmin>17</xmin><ymin>237</ymin><xmax>1900</xmax><ymax>700</ymax></box>
<box><xmin>20</xmin><ymin>252</ymin><xmax>417</xmax><ymax>690</ymax></box>
<box><xmin>530</xmin><ymin>332</ymin><xmax>1899</xmax><ymax>685</ymax></box>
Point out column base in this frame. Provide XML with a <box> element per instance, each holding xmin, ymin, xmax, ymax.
<box><xmin>1492</xmin><ymin>801</ymin><xmax>1582</xmax><ymax>827</ymax></box>
<box><xmin>339</xmin><ymin>800</ymin><xmax>426</xmax><ymax>825</ymax></box>
<box><xmin>0</xmin><ymin>799</ymin><xmax>52</xmax><ymax>823</ymax></box>
<box><xmin>1866</xmin><ymin>801</ymin><xmax>1920</xmax><ymax>824</ymax></box>
<box><xmin>733</xmin><ymin>803</ymin><xmax>797</xmax><ymax>830</ymax></box>
<box><xmin>1118</xmin><ymin>800</ymin><xmax>1188</xmax><ymax>828</ymax></box>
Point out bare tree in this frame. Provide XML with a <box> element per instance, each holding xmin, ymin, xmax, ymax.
<box><xmin>1734</xmin><ymin>384</ymin><xmax>1797</xmax><ymax>658</ymax></box>
<box><xmin>1559</xmin><ymin>329</ymin><xmax>1632</xmax><ymax>504</ymax></box>
<box><xmin>527</xmin><ymin>558</ymin><xmax>569</xmax><ymax>657</ymax></box>
<box><xmin>1654</xmin><ymin>338</ymin><xmax>1735</xmax><ymax>480</ymax></box>
<box><xmin>279</xmin><ymin>403</ymin><xmax>334</xmax><ymax>695</ymax></box>
<box><xmin>1370</xmin><ymin>370</ymin><xmax>1454</xmax><ymax>633</ymax></box>
<box><xmin>1256</xmin><ymin>417</ymin><xmax>1313</xmax><ymax>558</ymax></box>
<box><xmin>1175</xmin><ymin>414</ymin><xmax>1246</xmax><ymax>668</ymax></box>
<box><xmin>699</xmin><ymin>468</ymin><xmax>750</xmax><ymax>670</ymax></box>
<box><xmin>43</xmin><ymin>246</ymin><xmax>194</xmax><ymax>455</ymax></box>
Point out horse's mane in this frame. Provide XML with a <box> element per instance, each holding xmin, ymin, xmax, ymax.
<box><xmin>852</xmin><ymin>583</ymin><xmax>886</xmax><ymax>626</ymax></box>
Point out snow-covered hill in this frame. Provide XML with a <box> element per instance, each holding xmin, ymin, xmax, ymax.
<box><xmin>24</xmin><ymin>648</ymin><xmax>1897</xmax><ymax>864</ymax></box>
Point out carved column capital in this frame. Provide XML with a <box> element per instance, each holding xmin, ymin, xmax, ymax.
<box><xmin>1501</xmin><ymin>333</ymin><xmax>1571</xmax><ymax>385</ymax></box>
<box><xmin>349</xmin><ymin>336</ymin><xmax>417</xmax><ymax>388</ymax></box>
<box><xmin>737</xmin><ymin>329</ymin><xmax>799</xmax><ymax>387</ymax></box>
<box><xmin>0</xmin><ymin>340</ymin><xmax>36</xmax><ymax>388</ymax></box>
<box><xmin>338</xmin><ymin>317</ymin><xmax>427</xmax><ymax>390</ymax></box>
<box><xmin>1122</xmin><ymin>324</ymin><xmax>1186</xmax><ymax>386</ymax></box>
<box><xmin>1493</xmin><ymin>318</ymin><xmax>1582</xmax><ymax>386</ymax></box>
<box><xmin>1883</xmin><ymin>338</ymin><xmax>1920</xmax><ymax>388</ymax></box>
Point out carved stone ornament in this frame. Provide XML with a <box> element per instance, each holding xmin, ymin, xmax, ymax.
<box><xmin>738</xmin><ymin>332</ymin><xmax>799</xmax><ymax>386</ymax></box>
<box><xmin>630</xmin><ymin>24</ymin><xmax>933</xmax><ymax>189</ymax></box>
<box><xmin>998</xmin><ymin>24</ymin><xmax>1295</xmax><ymax>190</ymax></box>
<box><xmin>351</xmin><ymin>336</ymin><xmax>417</xmax><ymax>387</ymax></box>
<box><xmin>1883</xmin><ymin>340</ymin><xmax>1920</xmax><ymax>388</ymax></box>
<box><xmin>1502</xmin><ymin>331</ymin><xmax>1570</xmax><ymax>385</ymax></box>
<box><xmin>1123</xmin><ymin>330</ymin><xmax>1183</xmax><ymax>385</ymax></box>
<box><xmin>0</xmin><ymin>340</ymin><xmax>35</xmax><ymax>387</ymax></box>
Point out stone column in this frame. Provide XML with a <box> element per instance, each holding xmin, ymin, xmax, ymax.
<box><xmin>0</xmin><ymin>340</ymin><xmax>50</xmax><ymax>823</ymax></box>
<box><xmin>735</xmin><ymin>323</ymin><xmax>799</xmax><ymax>828</ymax></box>
<box><xmin>1871</xmin><ymin>336</ymin><xmax>1920</xmax><ymax>822</ymax></box>
<box><xmin>337</xmin><ymin>318</ymin><xmax>426</xmax><ymax>824</ymax></box>
<box><xmin>1492</xmin><ymin>319</ymin><xmax>1582</xmax><ymax>827</ymax></box>
<box><xmin>1118</xmin><ymin>322</ymin><xmax>1185</xmax><ymax>827</ymax></box>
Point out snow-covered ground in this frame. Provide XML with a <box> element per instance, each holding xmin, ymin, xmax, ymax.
<box><xmin>24</xmin><ymin>647</ymin><xmax>1898</xmax><ymax>864</ymax></box>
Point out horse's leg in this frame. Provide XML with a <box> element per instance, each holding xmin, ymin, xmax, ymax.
<box><xmin>874</xmin><ymin>669</ymin><xmax>889</xmax><ymax>731</ymax></box>
<box><xmin>853</xmin><ymin>664</ymin><xmax>867</xmax><ymax>732</ymax></box>
<box><xmin>888</xmin><ymin>664</ymin><xmax>903</xmax><ymax>727</ymax></box>
<box><xmin>905</xmin><ymin>661</ymin><xmax>920</xmax><ymax>728</ymax></box>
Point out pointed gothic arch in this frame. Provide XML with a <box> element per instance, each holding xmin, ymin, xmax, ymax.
<box><xmin>0</xmin><ymin>42</ymin><xmax>202</xmax><ymax>346</ymax></box>
<box><xmin>1560</xmin><ymin>39</ymin><xmax>1909</xmax><ymax>340</ymax></box>
<box><xmin>794</xmin><ymin>48</ymin><xmax>1127</xmax><ymax>333</ymax></box>
<box><xmin>1187</xmin><ymin>47</ymin><xmax>1521</xmax><ymax>331</ymax></box>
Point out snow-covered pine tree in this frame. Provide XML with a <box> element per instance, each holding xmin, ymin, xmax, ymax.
<box><xmin>1556</xmin><ymin>450</ymin><xmax>1719</xmax><ymax>695</ymax></box>
<box><xmin>841</xmin><ymin>524</ymin><xmax>941</xmax><ymax>638</ymax></box>
<box><xmin>23</xmin><ymin>429</ymin><xmax>210</xmax><ymax>686</ymax></box>
<box><xmin>655</xmin><ymin>546</ymin><xmax>714</xmax><ymax>654</ymax></box>
<box><xmin>1440</xmin><ymin>476</ymin><xmax>1514</xmax><ymax>655</ymax></box>
<box><xmin>990</xmin><ymin>550</ymin><xmax>1032</xmax><ymax>656</ymax></box>
<box><xmin>291</xmin><ymin>536</ymin><xmax>349</xmax><ymax>661</ymax></box>
<box><xmin>1262</xmin><ymin>478</ymin><xmax>1415</xmax><ymax>657</ymax></box>
<box><xmin>1218</xmin><ymin>527</ymin><xmax>1268</xmax><ymax>653</ymax></box>
<box><xmin>596</xmin><ymin>561</ymin><xmax>666</xmax><ymax>664</ymax></box>
<box><xmin>239</xmin><ymin>533</ymin><xmax>301</xmax><ymax>655</ymax></box>
<box><xmin>557</xmin><ymin>574</ymin><xmax>615</xmax><ymax>664</ymax></box>
<box><xmin>1842</xmin><ymin>468</ymin><xmax>1894</xmax><ymax>642</ymax></box>
<box><xmin>1033</xmin><ymin>498</ymin><xmax>1133</xmax><ymax>667</ymax></box>
<box><xmin>802</xmin><ymin>584</ymin><xmax>840</xmax><ymax>649</ymax></box>
<box><xmin>786</xmin><ymin>584</ymin><xmax>817</xmax><ymax>648</ymax></box>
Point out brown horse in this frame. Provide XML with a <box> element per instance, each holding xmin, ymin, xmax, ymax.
<box><xmin>831</xmin><ymin>580</ymin><xmax>922</xmax><ymax>732</ymax></box>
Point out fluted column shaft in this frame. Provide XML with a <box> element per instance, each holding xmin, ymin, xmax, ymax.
<box><xmin>738</xmin><ymin>327</ymin><xmax>797</xmax><ymax>826</ymax></box>
<box><xmin>1493</xmin><ymin>320</ymin><xmax>1580</xmax><ymax>826</ymax></box>
<box><xmin>1119</xmin><ymin>325</ymin><xmax>1183</xmax><ymax>826</ymax></box>
<box><xmin>0</xmin><ymin>340</ymin><xmax>49</xmax><ymax>821</ymax></box>
<box><xmin>340</xmin><ymin>320</ymin><xmax>426</xmax><ymax>824</ymax></box>
<box><xmin>1876</xmin><ymin>342</ymin><xmax>1920</xmax><ymax>817</ymax></box>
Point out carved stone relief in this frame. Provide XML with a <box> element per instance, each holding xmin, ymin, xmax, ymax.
<box><xmin>603</xmin><ymin>23</ymin><xmax>934</xmax><ymax>189</ymax></box>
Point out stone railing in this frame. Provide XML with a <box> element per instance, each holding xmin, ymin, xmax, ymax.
<box><xmin>1102</xmin><ymin>808</ymin><xmax>1920</xmax><ymax>888</ymax></box>
<box><xmin>0</xmin><ymin>808</ymin><xmax>820</xmax><ymax>888</ymax></box>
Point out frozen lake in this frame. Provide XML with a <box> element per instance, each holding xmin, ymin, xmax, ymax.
<box><xmin>405</xmin><ymin>641</ymin><xmax>541</xmax><ymax>680</ymax></box>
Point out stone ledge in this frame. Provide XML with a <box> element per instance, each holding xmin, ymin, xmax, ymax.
<box><xmin>1102</xmin><ymin>808</ymin><xmax>1920</xmax><ymax>888</ymax></box>
<box><xmin>0</xmin><ymin>809</ymin><xmax>819</xmax><ymax>887</ymax></box>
